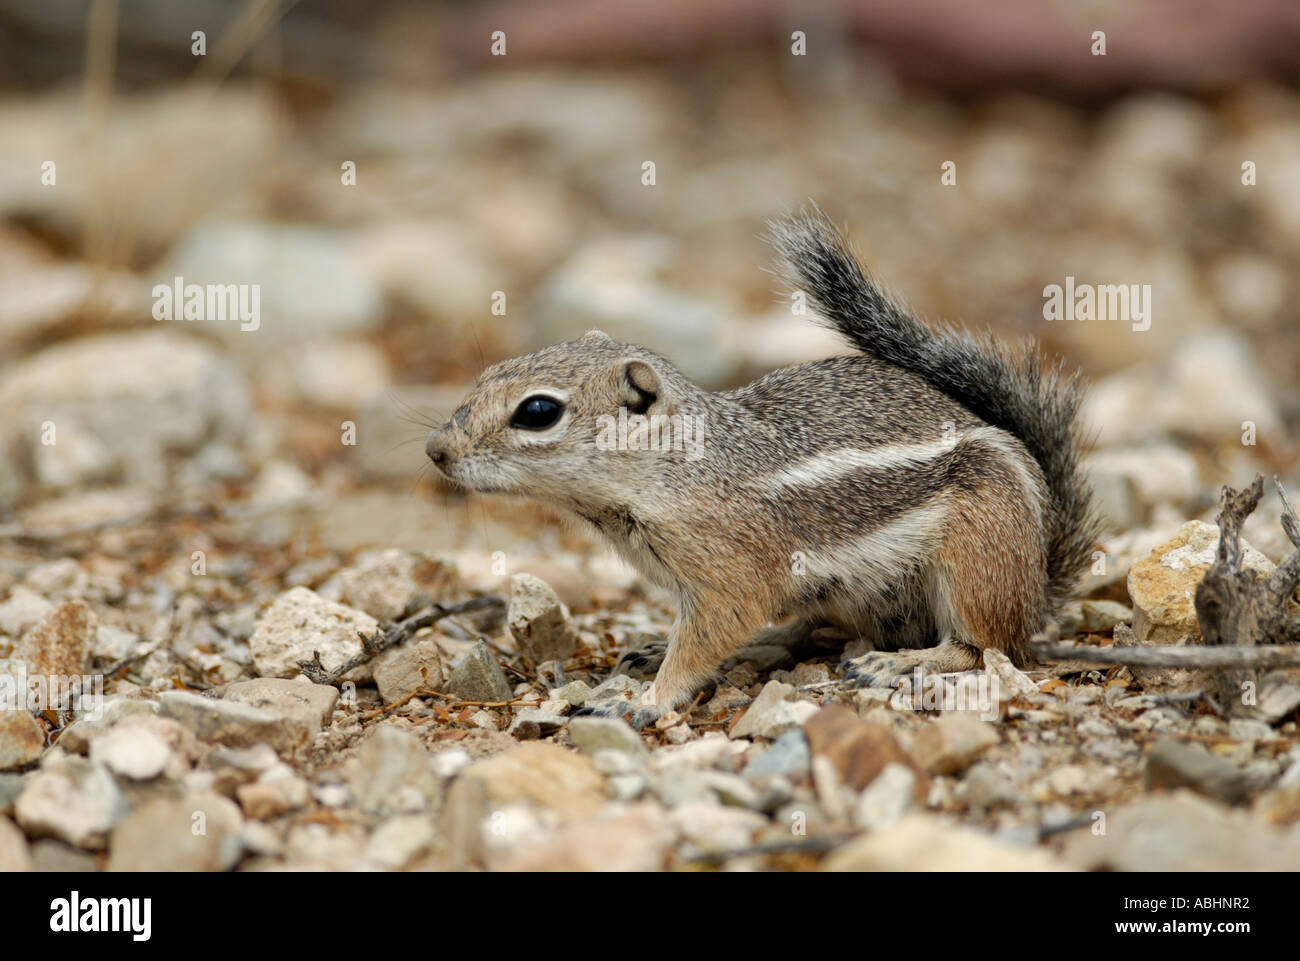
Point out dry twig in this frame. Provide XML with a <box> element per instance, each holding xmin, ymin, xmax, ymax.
<box><xmin>297</xmin><ymin>596</ymin><xmax>505</xmax><ymax>686</ymax></box>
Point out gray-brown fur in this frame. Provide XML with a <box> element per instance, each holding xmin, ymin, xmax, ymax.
<box><xmin>425</xmin><ymin>210</ymin><xmax>1097</xmax><ymax>709</ymax></box>
<box><xmin>767</xmin><ymin>206</ymin><xmax>1099</xmax><ymax>611</ymax></box>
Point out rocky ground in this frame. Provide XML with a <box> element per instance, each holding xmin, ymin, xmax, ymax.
<box><xmin>1</xmin><ymin>56</ymin><xmax>1299</xmax><ymax>871</ymax></box>
<box><xmin>1</xmin><ymin>504</ymin><xmax>1299</xmax><ymax>872</ymax></box>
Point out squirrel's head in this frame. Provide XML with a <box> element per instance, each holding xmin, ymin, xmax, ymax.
<box><xmin>425</xmin><ymin>330</ymin><xmax>700</xmax><ymax>505</ymax></box>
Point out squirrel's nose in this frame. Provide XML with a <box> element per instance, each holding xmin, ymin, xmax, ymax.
<box><xmin>425</xmin><ymin>430</ymin><xmax>451</xmax><ymax>468</ymax></box>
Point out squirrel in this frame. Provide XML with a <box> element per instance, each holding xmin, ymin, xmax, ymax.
<box><xmin>425</xmin><ymin>208</ymin><xmax>1098</xmax><ymax>712</ymax></box>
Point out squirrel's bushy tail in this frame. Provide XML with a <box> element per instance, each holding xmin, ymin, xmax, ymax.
<box><xmin>767</xmin><ymin>206</ymin><xmax>1098</xmax><ymax>610</ymax></box>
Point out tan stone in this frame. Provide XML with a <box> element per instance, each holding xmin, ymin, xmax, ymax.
<box><xmin>0</xmin><ymin>710</ymin><xmax>45</xmax><ymax>770</ymax></box>
<box><xmin>11</xmin><ymin>600</ymin><xmax>95</xmax><ymax>679</ymax></box>
<box><xmin>823</xmin><ymin>813</ymin><xmax>1071</xmax><ymax>871</ymax></box>
<box><xmin>911</xmin><ymin>714</ymin><xmax>999</xmax><ymax>776</ymax></box>
<box><xmin>803</xmin><ymin>704</ymin><xmax>924</xmax><ymax>794</ymax></box>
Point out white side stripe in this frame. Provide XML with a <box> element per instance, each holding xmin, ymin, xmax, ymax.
<box><xmin>767</xmin><ymin>427</ymin><xmax>1045</xmax><ymax>517</ymax></box>
<box><xmin>800</xmin><ymin>501</ymin><xmax>949</xmax><ymax>600</ymax></box>
<box><xmin>768</xmin><ymin>436</ymin><xmax>960</xmax><ymax>487</ymax></box>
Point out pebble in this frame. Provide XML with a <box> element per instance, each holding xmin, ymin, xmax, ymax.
<box><xmin>0</xmin><ymin>331</ymin><xmax>251</xmax><ymax>500</ymax></box>
<box><xmin>0</xmin><ymin>773</ymin><xmax>24</xmax><ymax>814</ymax></box>
<box><xmin>248</xmin><ymin>587</ymin><xmax>379</xmax><ymax>682</ymax></box>
<box><xmin>236</xmin><ymin>778</ymin><xmax>306</xmax><ymax>820</ymax></box>
<box><xmin>93</xmin><ymin>623</ymin><xmax>140</xmax><ymax>662</ymax></box>
<box><xmin>1253</xmin><ymin>783</ymin><xmax>1300</xmax><ymax>826</ymax></box>
<box><xmin>29</xmin><ymin>839</ymin><xmax>99</xmax><ymax>872</ymax></box>
<box><xmin>585</xmin><ymin>673</ymin><xmax>643</xmax><ymax>703</ymax></box>
<box><xmin>107</xmin><ymin>793</ymin><xmax>243</xmax><ymax>871</ymax></box>
<box><xmin>1128</xmin><ymin>521</ymin><xmax>1272</xmax><ymax>649</ymax></box>
<box><xmin>10</xmin><ymin>600</ymin><xmax>95</xmax><ymax>679</ymax></box>
<box><xmin>1046</xmin><ymin>764</ymin><xmax>1095</xmax><ymax>795</ymax></box>
<box><xmin>337</xmin><ymin>549</ymin><xmax>458</xmax><ymax>622</ymax></box>
<box><xmin>853</xmin><ymin>762</ymin><xmax>916</xmax><ymax>832</ymax></box>
<box><xmin>226</xmin><ymin>677</ymin><xmax>338</xmax><ymax>724</ymax></box>
<box><xmin>1055</xmin><ymin>599</ymin><xmax>1134</xmax><ymax>636</ymax></box>
<box><xmin>568</xmin><ymin>716</ymin><xmax>646</xmax><ymax>756</ymax></box>
<box><xmin>500</xmin><ymin>805</ymin><xmax>672</xmax><ymax>872</ymax></box>
<box><xmin>649</xmin><ymin>768</ymin><xmax>721</xmax><ymax>807</ymax></box>
<box><xmin>287</xmin><ymin>338</ymin><xmax>391</xmax><ymax>412</ymax></box>
<box><xmin>366</xmin><ymin>814</ymin><xmax>436</xmax><ymax>869</ymax></box>
<box><xmin>606</xmin><ymin>773</ymin><xmax>647</xmax><ymax>802</ymax></box>
<box><xmin>648</xmin><ymin>733</ymin><xmax>745</xmax><ymax>773</ymax></box>
<box><xmin>669</xmin><ymin>801</ymin><xmax>766</xmax><ymax>853</ymax></box>
<box><xmin>160</xmin><ymin>690</ymin><xmax>311</xmax><ymax>758</ymax></box>
<box><xmin>507</xmin><ymin>573</ymin><xmax>581</xmax><ymax>663</ymax></box>
<box><xmin>1085</xmin><ymin>446</ymin><xmax>1199</xmax><ymax>518</ymax></box>
<box><xmin>962</xmin><ymin>762</ymin><xmax>1022</xmax><ymax>809</ymax></box>
<box><xmin>373</xmin><ymin>639</ymin><xmax>443</xmax><ymax>704</ymax></box>
<box><xmin>549</xmin><ymin>679</ymin><xmax>591</xmax><ymax>706</ymax></box>
<box><xmin>350</xmin><ymin>725</ymin><xmax>437</xmax><ymax>815</ymax></box>
<box><xmin>88</xmin><ymin>725</ymin><xmax>172</xmax><ymax>780</ymax></box>
<box><xmin>508</xmin><ymin>708</ymin><xmax>568</xmax><ymax>740</ymax></box>
<box><xmin>448</xmin><ymin>743</ymin><xmax>603</xmax><ymax>820</ymax></box>
<box><xmin>1227</xmin><ymin>718</ymin><xmax>1275</xmax><ymax>743</ymax></box>
<box><xmin>911</xmin><ymin>714</ymin><xmax>1000</xmax><ymax>776</ymax></box>
<box><xmin>205</xmin><ymin>743</ymin><xmax>279</xmax><ymax>795</ymax></box>
<box><xmin>1083</xmin><ymin>330</ymin><xmax>1282</xmax><ymax>448</ymax></box>
<box><xmin>0</xmin><ymin>815</ymin><xmax>32</xmax><ymax>871</ymax></box>
<box><xmin>982</xmin><ymin>649</ymin><xmax>1040</xmax><ymax>701</ymax></box>
<box><xmin>284</xmin><ymin>822</ymin><xmax>368</xmax><ymax>869</ymax></box>
<box><xmin>729</xmin><ymin>680</ymin><xmax>819</xmax><ymax>740</ymax></box>
<box><xmin>0</xmin><ymin>586</ymin><xmax>53</xmax><ymax>638</ymax></box>
<box><xmin>445</xmin><ymin>639</ymin><xmax>513</xmax><ymax>704</ymax></box>
<box><xmin>430</xmin><ymin>747</ymin><xmax>472</xmax><ymax>780</ymax></box>
<box><xmin>238</xmin><ymin>821</ymin><xmax>283</xmax><ymax>859</ymax></box>
<box><xmin>1257</xmin><ymin>683</ymin><xmax>1300</xmax><ymax>723</ymax></box>
<box><xmin>441</xmin><ymin>743</ymin><xmax>605</xmax><ymax>867</ymax></box>
<box><xmin>824</xmin><ymin>814</ymin><xmax>1069</xmax><ymax>871</ymax></box>
<box><xmin>14</xmin><ymin>753</ymin><xmax>128</xmax><ymax>849</ymax></box>
<box><xmin>742</xmin><ymin>729</ymin><xmax>811</xmax><ymax>782</ymax></box>
<box><xmin>0</xmin><ymin>711</ymin><xmax>45</xmax><ymax>771</ymax></box>
<box><xmin>804</xmin><ymin>706</ymin><xmax>921</xmax><ymax>793</ymax></box>
<box><xmin>1066</xmin><ymin>790</ymin><xmax>1300</xmax><ymax>871</ymax></box>
<box><xmin>696</xmin><ymin>770</ymin><xmax>763</xmax><ymax>810</ymax></box>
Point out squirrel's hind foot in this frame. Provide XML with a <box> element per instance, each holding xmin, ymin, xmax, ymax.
<box><xmin>841</xmin><ymin>641</ymin><xmax>983</xmax><ymax>689</ymax></box>
<box><xmin>572</xmin><ymin>697</ymin><xmax>668</xmax><ymax>731</ymax></box>
<box><xmin>612</xmin><ymin>640</ymin><xmax>668</xmax><ymax>679</ymax></box>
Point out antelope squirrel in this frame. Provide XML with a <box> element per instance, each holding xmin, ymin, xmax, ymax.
<box><xmin>425</xmin><ymin>209</ymin><xmax>1097</xmax><ymax>712</ymax></box>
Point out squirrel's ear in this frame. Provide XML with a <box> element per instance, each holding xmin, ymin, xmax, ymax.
<box><xmin>616</xmin><ymin>358</ymin><xmax>669</xmax><ymax>415</ymax></box>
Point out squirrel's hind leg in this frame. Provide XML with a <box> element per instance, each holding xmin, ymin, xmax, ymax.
<box><xmin>843</xmin><ymin>468</ymin><xmax>1048</xmax><ymax>687</ymax></box>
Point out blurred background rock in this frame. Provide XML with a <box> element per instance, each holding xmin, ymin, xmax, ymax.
<box><xmin>1</xmin><ymin>0</ymin><xmax>1298</xmax><ymax>571</ymax></box>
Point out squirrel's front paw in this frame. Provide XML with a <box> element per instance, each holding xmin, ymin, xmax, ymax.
<box><xmin>612</xmin><ymin>640</ymin><xmax>667</xmax><ymax>679</ymax></box>
<box><xmin>573</xmin><ymin>697</ymin><xmax>667</xmax><ymax>730</ymax></box>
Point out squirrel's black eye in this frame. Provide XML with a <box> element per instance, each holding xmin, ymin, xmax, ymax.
<box><xmin>510</xmin><ymin>395</ymin><xmax>564</xmax><ymax>430</ymax></box>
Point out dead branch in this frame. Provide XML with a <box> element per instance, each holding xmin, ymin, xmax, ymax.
<box><xmin>1194</xmin><ymin>476</ymin><xmax>1300</xmax><ymax>713</ymax></box>
<box><xmin>1029</xmin><ymin>640</ymin><xmax>1300</xmax><ymax>669</ymax></box>
<box><xmin>1036</xmin><ymin>477</ymin><xmax>1300</xmax><ymax>717</ymax></box>
<box><xmin>297</xmin><ymin>595</ymin><xmax>505</xmax><ymax>686</ymax></box>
